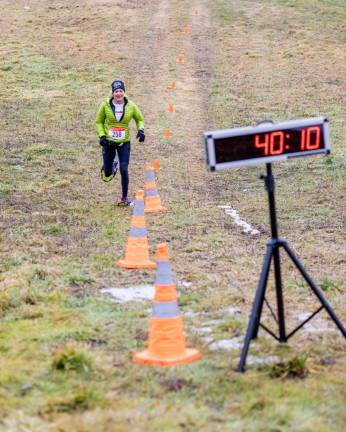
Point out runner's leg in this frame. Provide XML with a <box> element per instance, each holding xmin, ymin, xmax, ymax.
<box><xmin>117</xmin><ymin>141</ymin><xmax>131</xmax><ymax>198</ymax></box>
<box><xmin>102</xmin><ymin>144</ymin><xmax>116</xmax><ymax>177</ymax></box>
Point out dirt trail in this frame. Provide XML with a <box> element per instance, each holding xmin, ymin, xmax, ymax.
<box><xmin>129</xmin><ymin>0</ymin><xmax>214</xmax><ymax>178</ymax></box>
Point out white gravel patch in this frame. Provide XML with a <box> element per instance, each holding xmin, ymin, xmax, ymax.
<box><xmin>223</xmin><ymin>307</ymin><xmax>242</xmax><ymax>316</ymax></box>
<box><xmin>246</xmin><ymin>355</ymin><xmax>280</xmax><ymax>366</ymax></box>
<box><xmin>209</xmin><ymin>337</ymin><xmax>243</xmax><ymax>351</ymax></box>
<box><xmin>101</xmin><ymin>285</ymin><xmax>155</xmax><ymax>303</ymax></box>
<box><xmin>297</xmin><ymin>313</ymin><xmax>337</xmax><ymax>334</ymax></box>
<box><xmin>201</xmin><ymin>336</ymin><xmax>214</xmax><ymax>344</ymax></box>
<box><xmin>101</xmin><ymin>280</ymin><xmax>193</xmax><ymax>304</ymax></box>
<box><xmin>204</xmin><ymin>319</ymin><xmax>223</xmax><ymax>326</ymax></box>
<box><xmin>218</xmin><ymin>205</ymin><xmax>260</xmax><ymax>235</ymax></box>
<box><xmin>184</xmin><ymin>311</ymin><xmax>202</xmax><ymax>318</ymax></box>
<box><xmin>194</xmin><ymin>327</ymin><xmax>213</xmax><ymax>334</ymax></box>
<box><xmin>178</xmin><ymin>281</ymin><xmax>193</xmax><ymax>289</ymax></box>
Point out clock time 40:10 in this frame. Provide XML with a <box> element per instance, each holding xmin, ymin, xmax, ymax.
<box><xmin>255</xmin><ymin>126</ymin><xmax>322</xmax><ymax>156</ymax></box>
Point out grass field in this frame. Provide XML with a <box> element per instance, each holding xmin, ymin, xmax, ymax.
<box><xmin>0</xmin><ymin>0</ymin><xmax>345</xmax><ymax>430</ymax></box>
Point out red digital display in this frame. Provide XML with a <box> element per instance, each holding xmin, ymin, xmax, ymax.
<box><xmin>213</xmin><ymin>124</ymin><xmax>325</xmax><ymax>165</ymax></box>
<box><xmin>254</xmin><ymin>126</ymin><xmax>321</xmax><ymax>156</ymax></box>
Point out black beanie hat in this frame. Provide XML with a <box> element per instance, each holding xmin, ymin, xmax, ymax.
<box><xmin>111</xmin><ymin>80</ymin><xmax>125</xmax><ymax>92</ymax></box>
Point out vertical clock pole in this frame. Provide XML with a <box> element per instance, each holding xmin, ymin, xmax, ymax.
<box><xmin>237</xmin><ymin>163</ymin><xmax>287</xmax><ymax>373</ymax></box>
<box><xmin>254</xmin><ymin>163</ymin><xmax>287</xmax><ymax>342</ymax></box>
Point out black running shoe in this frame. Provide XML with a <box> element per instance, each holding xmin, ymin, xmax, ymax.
<box><xmin>117</xmin><ymin>197</ymin><xmax>133</xmax><ymax>207</ymax></box>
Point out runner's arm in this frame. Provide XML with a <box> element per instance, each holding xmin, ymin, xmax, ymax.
<box><xmin>133</xmin><ymin>104</ymin><xmax>145</xmax><ymax>131</ymax></box>
<box><xmin>95</xmin><ymin>103</ymin><xmax>106</xmax><ymax>137</ymax></box>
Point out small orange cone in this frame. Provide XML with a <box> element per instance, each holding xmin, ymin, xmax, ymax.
<box><xmin>144</xmin><ymin>162</ymin><xmax>167</xmax><ymax>214</ymax></box>
<box><xmin>133</xmin><ymin>243</ymin><xmax>201</xmax><ymax>367</ymax></box>
<box><xmin>177</xmin><ymin>55</ymin><xmax>185</xmax><ymax>64</ymax></box>
<box><xmin>164</xmin><ymin>129</ymin><xmax>172</xmax><ymax>138</ymax></box>
<box><xmin>168</xmin><ymin>81</ymin><xmax>177</xmax><ymax>89</ymax></box>
<box><xmin>153</xmin><ymin>159</ymin><xmax>160</xmax><ymax>170</ymax></box>
<box><xmin>167</xmin><ymin>104</ymin><xmax>175</xmax><ymax>113</ymax></box>
<box><xmin>183</xmin><ymin>25</ymin><xmax>190</xmax><ymax>34</ymax></box>
<box><xmin>117</xmin><ymin>190</ymin><xmax>156</xmax><ymax>269</ymax></box>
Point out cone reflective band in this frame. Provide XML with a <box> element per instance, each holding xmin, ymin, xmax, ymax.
<box><xmin>152</xmin><ymin>301</ymin><xmax>180</xmax><ymax>318</ymax></box>
<box><xmin>133</xmin><ymin>243</ymin><xmax>200</xmax><ymax>367</ymax></box>
<box><xmin>144</xmin><ymin>162</ymin><xmax>167</xmax><ymax>214</ymax></box>
<box><xmin>154</xmin><ymin>246</ymin><xmax>176</xmax><ymax>302</ymax></box>
<box><xmin>117</xmin><ymin>190</ymin><xmax>156</xmax><ymax>269</ymax></box>
<box><xmin>155</xmin><ymin>261</ymin><xmax>174</xmax><ymax>285</ymax></box>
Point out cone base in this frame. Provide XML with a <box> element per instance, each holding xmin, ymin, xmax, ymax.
<box><xmin>133</xmin><ymin>348</ymin><xmax>201</xmax><ymax>367</ymax></box>
<box><xmin>117</xmin><ymin>259</ymin><xmax>156</xmax><ymax>269</ymax></box>
<box><xmin>145</xmin><ymin>206</ymin><xmax>168</xmax><ymax>214</ymax></box>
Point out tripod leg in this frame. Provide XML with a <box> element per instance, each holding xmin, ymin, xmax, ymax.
<box><xmin>236</xmin><ymin>245</ymin><xmax>273</xmax><ymax>372</ymax></box>
<box><xmin>272</xmin><ymin>245</ymin><xmax>287</xmax><ymax>341</ymax></box>
<box><xmin>253</xmin><ymin>244</ymin><xmax>274</xmax><ymax>338</ymax></box>
<box><xmin>283</xmin><ymin>243</ymin><xmax>346</xmax><ymax>338</ymax></box>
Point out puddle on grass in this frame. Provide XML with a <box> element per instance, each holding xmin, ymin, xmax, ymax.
<box><xmin>218</xmin><ymin>205</ymin><xmax>260</xmax><ymax>236</ymax></box>
<box><xmin>101</xmin><ymin>285</ymin><xmax>154</xmax><ymax>303</ymax></box>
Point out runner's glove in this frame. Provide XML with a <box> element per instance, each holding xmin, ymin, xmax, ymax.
<box><xmin>99</xmin><ymin>136</ymin><xmax>108</xmax><ymax>147</ymax></box>
<box><xmin>136</xmin><ymin>129</ymin><xmax>145</xmax><ymax>143</ymax></box>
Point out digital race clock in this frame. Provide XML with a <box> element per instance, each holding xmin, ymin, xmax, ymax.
<box><xmin>204</xmin><ymin>117</ymin><xmax>330</xmax><ymax>170</ymax></box>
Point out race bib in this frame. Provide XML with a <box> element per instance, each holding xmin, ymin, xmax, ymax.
<box><xmin>109</xmin><ymin>127</ymin><xmax>125</xmax><ymax>140</ymax></box>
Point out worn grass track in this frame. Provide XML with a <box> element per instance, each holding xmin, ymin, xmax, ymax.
<box><xmin>0</xmin><ymin>0</ymin><xmax>345</xmax><ymax>430</ymax></box>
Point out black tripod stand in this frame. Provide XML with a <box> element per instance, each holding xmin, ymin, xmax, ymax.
<box><xmin>237</xmin><ymin>163</ymin><xmax>346</xmax><ymax>372</ymax></box>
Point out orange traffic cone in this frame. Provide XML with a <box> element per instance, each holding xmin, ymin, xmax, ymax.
<box><xmin>164</xmin><ymin>129</ymin><xmax>172</xmax><ymax>138</ymax></box>
<box><xmin>167</xmin><ymin>104</ymin><xmax>175</xmax><ymax>113</ymax></box>
<box><xmin>168</xmin><ymin>81</ymin><xmax>177</xmax><ymax>89</ymax></box>
<box><xmin>133</xmin><ymin>243</ymin><xmax>201</xmax><ymax>366</ymax></box>
<box><xmin>153</xmin><ymin>159</ymin><xmax>160</xmax><ymax>170</ymax></box>
<box><xmin>177</xmin><ymin>54</ymin><xmax>185</xmax><ymax>64</ymax></box>
<box><xmin>117</xmin><ymin>190</ymin><xmax>156</xmax><ymax>269</ymax></box>
<box><xmin>183</xmin><ymin>25</ymin><xmax>190</xmax><ymax>34</ymax></box>
<box><xmin>144</xmin><ymin>162</ymin><xmax>167</xmax><ymax>214</ymax></box>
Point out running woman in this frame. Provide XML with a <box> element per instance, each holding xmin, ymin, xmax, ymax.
<box><xmin>95</xmin><ymin>80</ymin><xmax>145</xmax><ymax>206</ymax></box>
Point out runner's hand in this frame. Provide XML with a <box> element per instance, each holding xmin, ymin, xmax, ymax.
<box><xmin>99</xmin><ymin>136</ymin><xmax>108</xmax><ymax>147</ymax></box>
<box><xmin>136</xmin><ymin>129</ymin><xmax>145</xmax><ymax>143</ymax></box>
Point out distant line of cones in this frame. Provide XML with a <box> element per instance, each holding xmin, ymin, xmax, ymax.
<box><xmin>117</xmin><ymin>13</ymin><xmax>201</xmax><ymax>368</ymax></box>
